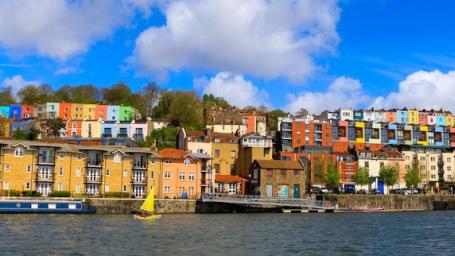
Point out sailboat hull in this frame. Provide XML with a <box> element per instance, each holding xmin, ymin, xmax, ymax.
<box><xmin>134</xmin><ymin>214</ymin><xmax>162</xmax><ymax>220</ymax></box>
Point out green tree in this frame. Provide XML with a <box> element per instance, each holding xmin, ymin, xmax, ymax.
<box><xmin>405</xmin><ymin>157</ymin><xmax>421</xmax><ymax>188</ymax></box>
<box><xmin>153</xmin><ymin>90</ymin><xmax>175</xmax><ymax>118</ymax></box>
<box><xmin>353</xmin><ymin>167</ymin><xmax>370</xmax><ymax>190</ymax></box>
<box><xmin>202</xmin><ymin>94</ymin><xmax>229</xmax><ymax>108</ymax></box>
<box><xmin>296</xmin><ymin>108</ymin><xmax>310</xmax><ymax>117</ymax></box>
<box><xmin>323</xmin><ymin>162</ymin><xmax>340</xmax><ymax>189</ymax></box>
<box><xmin>43</xmin><ymin>118</ymin><xmax>66</xmax><ymax>138</ymax></box>
<box><xmin>379</xmin><ymin>166</ymin><xmax>399</xmax><ymax>191</ymax></box>
<box><xmin>18</xmin><ymin>84</ymin><xmax>52</xmax><ymax>104</ymax></box>
<box><xmin>168</xmin><ymin>91</ymin><xmax>203</xmax><ymax>127</ymax></box>
<box><xmin>267</xmin><ymin>109</ymin><xmax>288</xmax><ymax>131</ymax></box>
<box><xmin>312</xmin><ymin>157</ymin><xmax>324</xmax><ymax>185</ymax></box>
<box><xmin>139</xmin><ymin>127</ymin><xmax>177</xmax><ymax>150</ymax></box>
<box><xmin>0</xmin><ymin>87</ymin><xmax>16</xmax><ymax>104</ymax></box>
<box><xmin>102</xmin><ymin>82</ymin><xmax>134</xmax><ymax>105</ymax></box>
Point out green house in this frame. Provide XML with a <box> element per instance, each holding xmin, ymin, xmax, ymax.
<box><xmin>119</xmin><ymin>105</ymin><xmax>133</xmax><ymax>121</ymax></box>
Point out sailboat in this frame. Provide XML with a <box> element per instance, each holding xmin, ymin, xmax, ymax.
<box><xmin>134</xmin><ymin>187</ymin><xmax>161</xmax><ymax>220</ymax></box>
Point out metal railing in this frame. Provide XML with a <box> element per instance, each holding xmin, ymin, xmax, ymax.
<box><xmin>36</xmin><ymin>174</ymin><xmax>54</xmax><ymax>182</ymax></box>
<box><xmin>201</xmin><ymin>193</ymin><xmax>335</xmax><ymax>210</ymax></box>
<box><xmin>85</xmin><ymin>176</ymin><xmax>102</xmax><ymax>183</ymax></box>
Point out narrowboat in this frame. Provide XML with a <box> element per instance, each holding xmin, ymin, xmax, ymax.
<box><xmin>0</xmin><ymin>200</ymin><xmax>96</xmax><ymax>214</ymax></box>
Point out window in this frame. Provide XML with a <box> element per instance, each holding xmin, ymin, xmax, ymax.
<box><xmin>150</xmin><ymin>158</ymin><xmax>155</xmax><ymax>164</ymax></box>
<box><xmin>77</xmin><ymin>154</ymin><xmax>82</xmax><ymax>160</ymax></box>
<box><xmin>106</xmin><ymin>169</ymin><xmax>110</xmax><ymax>176</ymax></box>
<box><xmin>214</xmin><ymin>138</ymin><xmax>221</xmax><ymax>143</ymax></box>
<box><xmin>4</xmin><ymin>165</ymin><xmax>9</xmax><ymax>172</ymax></box>
<box><xmin>14</xmin><ymin>148</ymin><xmax>23</xmax><ymax>157</ymax></box>
<box><xmin>58</xmin><ymin>183</ymin><xmax>63</xmax><ymax>191</ymax></box>
<box><xmin>188</xmin><ymin>187</ymin><xmax>194</xmax><ymax>195</ymax></box>
<box><xmin>59</xmin><ymin>154</ymin><xmax>64</xmax><ymax>159</ymax></box>
<box><xmin>214</xmin><ymin>164</ymin><xmax>220</xmax><ymax>173</ymax></box>
<box><xmin>449</xmin><ymin>175</ymin><xmax>453</xmax><ymax>180</ymax></box>
<box><xmin>179</xmin><ymin>172</ymin><xmax>185</xmax><ymax>180</ymax></box>
<box><xmin>431</xmin><ymin>174</ymin><xmax>436</xmax><ymax>179</ymax></box>
<box><xmin>294</xmin><ymin>170</ymin><xmax>300</xmax><ymax>177</ymax></box>
<box><xmin>281</xmin><ymin>169</ymin><xmax>286</xmax><ymax>176</ymax></box>
<box><xmin>266</xmin><ymin>169</ymin><xmax>273</xmax><ymax>176</ymax></box>
<box><xmin>166</xmin><ymin>159</ymin><xmax>172</xmax><ymax>163</ymax></box>
<box><xmin>184</xmin><ymin>158</ymin><xmax>190</xmax><ymax>166</ymax></box>
<box><xmin>188</xmin><ymin>173</ymin><xmax>195</xmax><ymax>181</ymax></box>
<box><xmin>230</xmin><ymin>150</ymin><xmax>236</xmax><ymax>158</ymax></box>
<box><xmin>215</xmin><ymin>149</ymin><xmax>220</xmax><ymax>157</ymax></box>
<box><xmin>431</xmin><ymin>166</ymin><xmax>436</xmax><ymax>170</ymax></box>
<box><xmin>431</xmin><ymin>157</ymin><xmax>436</xmax><ymax>162</ymax></box>
<box><xmin>420</xmin><ymin>156</ymin><xmax>426</xmax><ymax>161</ymax></box>
<box><xmin>114</xmin><ymin>154</ymin><xmax>122</xmax><ymax>163</ymax></box>
<box><xmin>123</xmin><ymin>170</ymin><xmax>128</xmax><ymax>177</ymax></box>
<box><xmin>164</xmin><ymin>186</ymin><xmax>171</xmax><ymax>193</ymax></box>
<box><xmin>123</xmin><ymin>185</ymin><xmax>127</xmax><ymax>192</ymax></box>
<box><xmin>59</xmin><ymin>167</ymin><xmax>64</xmax><ymax>176</ymax></box>
<box><xmin>76</xmin><ymin>168</ymin><xmax>81</xmax><ymax>177</ymax></box>
<box><xmin>380</xmin><ymin>162</ymin><xmax>384</xmax><ymax>169</ymax></box>
<box><xmin>364</xmin><ymin>162</ymin><xmax>369</xmax><ymax>168</ymax></box>
<box><xmin>164</xmin><ymin>171</ymin><xmax>171</xmax><ymax>178</ymax></box>
<box><xmin>179</xmin><ymin>187</ymin><xmax>185</xmax><ymax>195</ymax></box>
<box><xmin>76</xmin><ymin>184</ymin><xmax>80</xmax><ymax>193</ymax></box>
<box><xmin>26</xmin><ymin>165</ymin><xmax>32</xmax><ymax>173</ymax></box>
<box><xmin>448</xmin><ymin>166</ymin><xmax>452</xmax><ymax>171</ymax></box>
<box><xmin>3</xmin><ymin>181</ymin><xmax>9</xmax><ymax>190</ymax></box>
<box><xmin>105</xmin><ymin>185</ymin><xmax>110</xmax><ymax>192</ymax></box>
<box><xmin>151</xmin><ymin>171</ymin><xmax>154</xmax><ymax>179</ymax></box>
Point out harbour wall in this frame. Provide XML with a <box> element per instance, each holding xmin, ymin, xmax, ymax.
<box><xmin>326</xmin><ymin>194</ymin><xmax>455</xmax><ymax>211</ymax></box>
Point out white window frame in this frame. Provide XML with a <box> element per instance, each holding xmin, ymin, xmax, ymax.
<box><xmin>179</xmin><ymin>172</ymin><xmax>185</xmax><ymax>180</ymax></box>
<box><xmin>188</xmin><ymin>173</ymin><xmax>195</xmax><ymax>181</ymax></box>
<box><xmin>164</xmin><ymin>171</ymin><xmax>171</xmax><ymax>179</ymax></box>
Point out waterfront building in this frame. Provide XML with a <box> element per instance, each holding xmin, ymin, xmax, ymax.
<box><xmin>340</xmin><ymin>109</ymin><xmax>354</xmax><ymax>121</ymax></box>
<box><xmin>408</xmin><ymin>109</ymin><xmax>419</xmax><ymax>124</ymax></box>
<box><xmin>95</xmin><ymin>104</ymin><xmax>108</xmax><ymax>121</ymax></box>
<box><xmin>9</xmin><ymin>105</ymin><xmax>22</xmax><ymax>120</ymax></box>
<box><xmin>71</xmin><ymin>103</ymin><xmax>84</xmax><ymax>120</ymax></box>
<box><xmin>240</xmin><ymin>111</ymin><xmax>267</xmax><ymax>136</ymax></box>
<box><xmin>237</xmin><ymin>134</ymin><xmax>273</xmax><ymax>178</ymax></box>
<box><xmin>107</xmin><ymin>105</ymin><xmax>120</xmax><ymax>121</ymax></box>
<box><xmin>119</xmin><ymin>105</ymin><xmax>134</xmax><ymax>121</ymax></box>
<box><xmin>46</xmin><ymin>103</ymin><xmax>60</xmax><ymax>119</ymax></box>
<box><xmin>158</xmin><ymin>148</ymin><xmax>203</xmax><ymax>199</ymax></box>
<box><xmin>21</xmin><ymin>105</ymin><xmax>34</xmax><ymax>119</ymax></box>
<box><xmin>82</xmin><ymin>104</ymin><xmax>96</xmax><ymax>120</ymax></box>
<box><xmin>214</xmin><ymin>175</ymin><xmax>247</xmax><ymax>194</ymax></box>
<box><xmin>250</xmin><ymin>159</ymin><xmax>306</xmax><ymax>198</ymax></box>
<box><xmin>385</xmin><ymin>110</ymin><xmax>397</xmax><ymax>123</ymax></box>
<box><xmin>81</xmin><ymin>120</ymin><xmax>101</xmax><ymax>139</ymax></box>
<box><xmin>397</xmin><ymin>109</ymin><xmax>408</xmax><ymax>123</ymax></box>
<box><xmin>66</xmin><ymin>120</ymin><xmax>82</xmax><ymax>138</ymax></box>
<box><xmin>211</xmin><ymin>132</ymin><xmax>238</xmax><ymax>176</ymax></box>
<box><xmin>59</xmin><ymin>102</ymin><xmax>72</xmax><ymax>120</ymax></box>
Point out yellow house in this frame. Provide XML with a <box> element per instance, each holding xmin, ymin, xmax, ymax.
<box><xmin>71</xmin><ymin>103</ymin><xmax>84</xmax><ymax>120</ymax></box>
<box><xmin>81</xmin><ymin>120</ymin><xmax>101</xmax><ymax>138</ymax></box>
<box><xmin>82</xmin><ymin>104</ymin><xmax>97</xmax><ymax>120</ymax></box>
<box><xmin>355</xmin><ymin>122</ymin><xmax>365</xmax><ymax>143</ymax></box>
<box><xmin>408</xmin><ymin>109</ymin><xmax>419</xmax><ymax>124</ymax></box>
<box><xmin>445</xmin><ymin>112</ymin><xmax>455</xmax><ymax>127</ymax></box>
<box><xmin>418</xmin><ymin>125</ymin><xmax>429</xmax><ymax>146</ymax></box>
<box><xmin>211</xmin><ymin>133</ymin><xmax>239</xmax><ymax>175</ymax></box>
<box><xmin>0</xmin><ymin>139</ymin><xmax>162</xmax><ymax>198</ymax></box>
<box><xmin>237</xmin><ymin>134</ymin><xmax>272</xmax><ymax>178</ymax></box>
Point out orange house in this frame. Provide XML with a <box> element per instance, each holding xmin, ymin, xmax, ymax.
<box><xmin>159</xmin><ymin>148</ymin><xmax>202</xmax><ymax>199</ymax></box>
<box><xmin>385</xmin><ymin>111</ymin><xmax>397</xmax><ymax>123</ymax></box>
<box><xmin>95</xmin><ymin>104</ymin><xmax>108</xmax><ymax>120</ymax></box>
<box><xmin>60</xmin><ymin>102</ymin><xmax>72</xmax><ymax>120</ymax></box>
<box><xmin>21</xmin><ymin>105</ymin><xmax>34</xmax><ymax>119</ymax></box>
<box><xmin>66</xmin><ymin>120</ymin><xmax>82</xmax><ymax>138</ymax></box>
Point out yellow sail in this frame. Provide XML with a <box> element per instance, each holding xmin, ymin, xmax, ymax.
<box><xmin>140</xmin><ymin>187</ymin><xmax>155</xmax><ymax>213</ymax></box>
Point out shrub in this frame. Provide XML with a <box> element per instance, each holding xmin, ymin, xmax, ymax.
<box><xmin>49</xmin><ymin>191</ymin><xmax>71</xmax><ymax>197</ymax></box>
<box><xmin>72</xmin><ymin>194</ymin><xmax>84</xmax><ymax>198</ymax></box>
<box><xmin>22</xmin><ymin>191</ymin><xmax>41</xmax><ymax>197</ymax></box>
<box><xmin>9</xmin><ymin>190</ymin><xmax>21</xmax><ymax>197</ymax></box>
<box><xmin>104</xmin><ymin>192</ymin><xmax>131</xmax><ymax>198</ymax></box>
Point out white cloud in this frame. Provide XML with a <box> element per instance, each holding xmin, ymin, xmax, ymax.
<box><xmin>371</xmin><ymin>70</ymin><xmax>455</xmax><ymax>112</ymax></box>
<box><xmin>2</xmin><ymin>75</ymin><xmax>39</xmax><ymax>96</ymax></box>
<box><xmin>0</xmin><ymin>0</ymin><xmax>154</xmax><ymax>60</ymax></box>
<box><xmin>195</xmin><ymin>72</ymin><xmax>269</xmax><ymax>108</ymax></box>
<box><xmin>54</xmin><ymin>67</ymin><xmax>78</xmax><ymax>75</ymax></box>
<box><xmin>131</xmin><ymin>0</ymin><xmax>339</xmax><ymax>81</ymax></box>
<box><xmin>285</xmin><ymin>76</ymin><xmax>371</xmax><ymax>114</ymax></box>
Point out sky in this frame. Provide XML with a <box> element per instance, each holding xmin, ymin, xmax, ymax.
<box><xmin>1</xmin><ymin>0</ymin><xmax>455</xmax><ymax>114</ymax></box>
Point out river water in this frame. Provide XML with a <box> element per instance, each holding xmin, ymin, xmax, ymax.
<box><xmin>0</xmin><ymin>212</ymin><xmax>453</xmax><ymax>255</ymax></box>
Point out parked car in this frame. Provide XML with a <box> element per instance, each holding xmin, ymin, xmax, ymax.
<box><xmin>370</xmin><ymin>189</ymin><xmax>383</xmax><ymax>195</ymax></box>
<box><xmin>311</xmin><ymin>186</ymin><xmax>329</xmax><ymax>194</ymax></box>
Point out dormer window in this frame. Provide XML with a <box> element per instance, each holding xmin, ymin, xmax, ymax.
<box><xmin>14</xmin><ymin>148</ymin><xmax>24</xmax><ymax>157</ymax></box>
<box><xmin>184</xmin><ymin>158</ymin><xmax>191</xmax><ymax>166</ymax></box>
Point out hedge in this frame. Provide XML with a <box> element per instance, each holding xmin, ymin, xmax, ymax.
<box><xmin>104</xmin><ymin>192</ymin><xmax>131</xmax><ymax>198</ymax></box>
<box><xmin>49</xmin><ymin>191</ymin><xmax>71</xmax><ymax>197</ymax></box>
<box><xmin>22</xmin><ymin>191</ymin><xmax>41</xmax><ymax>197</ymax></box>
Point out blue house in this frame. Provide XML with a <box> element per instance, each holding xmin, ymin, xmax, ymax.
<box><xmin>107</xmin><ymin>105</ymin><xmax>120</xmax><ymax>121</ymax></box>
<box><xmin>101</xmin><ymin>121</ymin><xmax>118</xmax><ymax>138</ymax></box>
<box><xmin>387</xmin><ymin>124</ymin><xmax>398</xmax><ymax>144</ymax></box>
<box><xmin>435</xmin><ymin>114</ymin><xmax>446</xmax><ymax>126</ymax></box>
<box><xmin>0</xmin><ymin>106</ymin><xmax>10</xmax><ymax>118</ymax></box>
<box><xmin>9</xmin><ymin>105</ymin><xmax>22</xmax><ymax>120</ymax></box>
<box><xmin>396</xmin><ymin>110</ymin><xmax>408</xmax><ymax>124</ymax></box>
<box><xmin>353</xmin><ymin>110</ymin><xmax>364</xmax><ymax>121</ymax></box>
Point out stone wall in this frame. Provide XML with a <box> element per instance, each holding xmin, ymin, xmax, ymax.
<box><xmin>85</xmin><ymin>198</ymin><xmax>197</xmax><ymax>214</ymax></box>
<box><xmin>328</xmin><ymin>194</ymin><xmax>455</xmax><ymax>211</ymax></box>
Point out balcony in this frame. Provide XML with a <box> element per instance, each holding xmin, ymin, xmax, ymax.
<box><xmin>85</xmin><ymin>176</ymin><xmax>102</xmax><ymax>184</ymax></box>
<box><xmin>37</xmin><ymin>156</ymin><xmax>55</xmax><ymax>165</ymax></box>
<box><xmin>36</xmin><ymin>174</ymin><xmax>54</xmax><ymax>182</ymax></box>
<box><xmin>132</xmin><ymin>176</ymin><xmax>147</xmax><ymax>185</ymax></box>
<box><xmin>86</xmin><ymin>159</ymin><xmax>102</xmax><ymax>167</ymax></box>
<box><xmin>133</xmin><ymin>133</ymin><xmax>144</xmax><ymax>142</ymax></box>
<box><xmin>117</xmin><ymin>133</ymin><xmax>128</xmax><ymax>138</ymax></box>
<box><xmin>102</xmin><ymin>133</ymin><xmax>113</xmax><ymax>138</ymax></box>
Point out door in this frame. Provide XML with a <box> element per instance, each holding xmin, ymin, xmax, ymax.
<box><xmin>378</xmin><ymin>182</ymin><xmax>385</xmax><ymax>194</ymax></box>
<box><xmin>294</xmin><ymin>184</ymin><xmax>300</xmax><ymax>198</ymax></box>
<box><xmin>266</xmin><ymin>185</ymin><xmax>273</xmax><ymax>197</ymax></box>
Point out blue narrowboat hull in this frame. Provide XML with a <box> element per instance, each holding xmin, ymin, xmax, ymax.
<box><xmin>0</xmin><ymin>200</ymin><xmax>96</xmax><ymax>214</ymax></box>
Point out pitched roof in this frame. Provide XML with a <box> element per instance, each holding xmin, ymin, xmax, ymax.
<box><xmin>159</xmin><ymin>148</ymin><xmax>191</xmax><ymax>159</ymax></box>
<box><xmin>215</xmin><ymin>175</ymin><xmax>247</xmax><ymax>183</ymax></box>
<box><xmin>254</xmin><ymin>159</ymin><xmax>304</xmax><ymax>170</ymax></box>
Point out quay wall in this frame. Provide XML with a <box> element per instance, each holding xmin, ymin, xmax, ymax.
<box><xmin>328</xmin><ymin>194</ymin><xmax>455</xmax><ymax>211</ymax></box>
<box><xmin>85</xmin><ymin>198</ymin><xmax>197</xmax><ymax>214</ymax></box>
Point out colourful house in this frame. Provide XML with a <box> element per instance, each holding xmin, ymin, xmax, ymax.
<box><xmin>34</xmin><ymin>104</ymin><xmax>46</xmax><ymax>119</ymax></box>
<box><xmin>445</xmin><ymin>112</ymin><xmax>455</xmax><ymax>127</ymax></box>
<box><xmin>397</xmin><ymin>110</ymin><xmax>408</xmax><ymax>124</ymax></box>
<box><xmin>95</xmin><ymin>104</ymin><xmax>108</xmax><ymax>120</ymax></box>
<box><xmin>407</xmin><ymin>109</ymin><xmax>419</xmax><ymax>124</ymax></box>
<box><xmin>353</xmin><ymin>110</ymin><xmax>363</xmax><ymax>121</ymax></box>
<box><xmin>71</xmin><ymin>103</ymin><xmax>84</xmax><ymax>120</ymax></box>
<box><xmin>107</xmin><ymin>105</ymin><xmax>120</xmax><ymax>121</ymax></box>
<box><xmin>119</xmin><ymin>105</ymin><xmax>133</xmax><ymax>121</ymax></box>
<box><xmin>82</xmin><ymin>104</ymin><xmax>96</xmax><ymax>120</ymax></box>
<box><xmin>385</xmin><ymin>110</ymin><xmax>397</xmax><ymax>123</ymax></box>
<box><xmin>450</xmin><ymin>128</ymin><xmax>455</xmax><ymax>147</ymax></box>
<box><xmin>59</xmin><ymin>102</ymin><xmax>72</xmax><ymax>120</ymax></box>
<box><xmin>131</xmin><ymin>120</ymin><xmax>151</xmax><ymax>142</ymax></box>
<box><xmin>9</xmin><ymin>105</ymin><xmax>22</xmax><ymax>120</ymax></box>
<box><xmin>418</xmin><ymin>125</ymin><xmax>429</xmax><ymax>146</ymax></box>
<box><xmin>366</xmin><ymin>122</ymin><xmax>381</xmax><ymax>144</ymax></box>
<box><xmin>81</xmin><ymin>120</ymin><xmax>101</xmax><ymax>138</ymax></box>
<box><xmin>355</xmin><ymin>122</ymin><xmax>365</xmax><ymax>143</ymax></box>
<box><xmin>387</xmin><ymin>124</ymin><xmax>398</xmax><ymax>144</ymax></box>
<box><xmin>427</xmin><ymin>113</ymin><xmax>436</xmax><ymax>125</ymax></box>
<box><xmin>21</xmin><ymin>105</ymin><xmax>34</xmax><ymax>119</ymax></box>
<box><xmin>101</xmin><ymin>121</ymin><xmax>118</xmax><ymax>138</ymax></box>
<box><xmin>46</xmin><ymin>102</ymin><xmax>60</xmax><ymax>119</ymax></box>
<box><xmin>66</xmin><ymin>120</ymin><xmax>82</xmax><ymax>138</ymax></box>
<box><xmin>403</xmin><ymin>125</ymin><xmax>413</xmax><ymax>145</ymax></box>
<box><xmin>418</xmin><ymin>111</ymin><xmax>428</xmax><ymax>124</ymax></box>
<box><xmin>435</xmin><ymin>113</ymin><xmax>446</xmax><ymax>126</ymax></box>
<box><xmin>0</xmin><ymin>106</ymin><xmax>10</xmax><ymax>118</ymax></box>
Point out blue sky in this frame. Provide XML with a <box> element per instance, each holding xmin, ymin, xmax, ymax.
<box><xmin>1</xmin><ymin>0</ymin><xmax>455</xmax><ymax>113</ymax></box>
